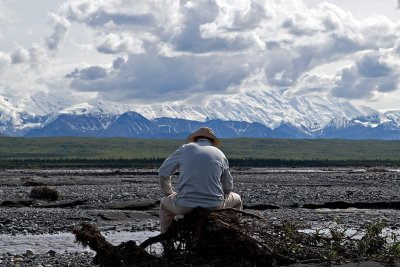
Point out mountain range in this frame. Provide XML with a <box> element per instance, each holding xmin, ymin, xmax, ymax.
<box><xmin>1</xmin><ymin>90</ymin><xmax>400</xmax><ymax>139</ymax></box>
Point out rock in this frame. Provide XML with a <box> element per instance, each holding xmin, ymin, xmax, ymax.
<box><xmin>97</xmin><ymin>212</ymin><xmax>129</xmax><ymax>221</ymax></box>
<box><xmin>22</xmin><ymin>180</ymin><xmax>46</xmax><ymax>186</ymax></box>
<box><xmin>243</xmin><ymin>204</ymin><xmax>281</xmax><ymax>210</ymax></box>
<box><xmin>1</xmin><ymin>199</ymin><xmax>33</xmax><ymax>207</ymax></box>
<box><xmin>14</xmin><ymin>257</ymin><xmax>24</xmax><ymax>262</ymax></box>
<box><xmin>25</xmin><ymin>249</ymin><xmax>34</xmax><ymax>257</ymax></box>
<box><xmin>47</xmin><ymin>250</ymin><xmax>57</xmax><ymax>256</ymax></box>
<box><xmin>108</xmin><ymin>200</ymin><xmax>157</xmax><ymax>211</ymax></box>
<box><xmin>35</xmin><ymin>199</ymin><xmax>88</xmax><ymax>208</ymax></box>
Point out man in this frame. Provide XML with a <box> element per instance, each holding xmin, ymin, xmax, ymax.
<box><xmin>158</xmin><ymin>127</ymin><xmax>242</xmax><ymax>233</ymax></box>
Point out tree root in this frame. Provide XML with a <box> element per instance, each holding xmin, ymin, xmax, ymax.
<box><xmin>73</xmin><ymin>224</ymin><xmax>166</xmax><ymax>267</ymax></box>
<box><xmin>73</xmin><ymin>208</ymin><xmax>400</xmax><ymax>267</ymax></box>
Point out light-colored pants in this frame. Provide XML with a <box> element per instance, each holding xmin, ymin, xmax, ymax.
<box><xmin>159</xmin><ymin>192</ymin><xmax>242</xmax><ymax>233</ymax></box>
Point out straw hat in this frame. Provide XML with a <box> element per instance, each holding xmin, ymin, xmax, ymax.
<box><xmin>187</xmin><ymin>127</ymin><xmax>221</xmax><ymax>147</ymax></box>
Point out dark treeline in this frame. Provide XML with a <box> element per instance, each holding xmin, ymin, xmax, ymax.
<box><xmin>0</xmin><ymin>158</ymin><xmax>164</xmax><ymax>169</ymax></box>
<box><xmin>229</xmin><ymin>158</ymin><xmax>400</xmax><ymax>167</ymax></box>
<box><xmin>0</xmin><ymin>158</ymin><xmax>399</xmax><ymax>169</ymax></box>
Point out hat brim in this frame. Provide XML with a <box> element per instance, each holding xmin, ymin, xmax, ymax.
<box><xmin>187</xmin><ymin>132</ymin><xmax>221</xmax><ymax>147</ymax></box>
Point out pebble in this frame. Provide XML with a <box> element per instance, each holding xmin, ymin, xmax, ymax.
<box><xmin>47</xmin><ymin>250</ymin><xmax>57</xmax><ymax>256</ymax></box>
<box><xmin>25</xmin><ymin>249</ymin><xmax>35</xmax><ymax>257</ymax></box>
<box><xmin>0</xmin><ymin>252</ymin><xmax>96</xmax><ymax>267</ymax></box>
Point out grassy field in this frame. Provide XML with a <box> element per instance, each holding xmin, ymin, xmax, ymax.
<box><xmin>0</xmin><ymin>137</ymin><xmax>182</xmax><ymax>159</ymax></box>
<box><xmin>1</xmin><ymin>136</ymin><xmax>400</xmax><ymax>161</ymax></box>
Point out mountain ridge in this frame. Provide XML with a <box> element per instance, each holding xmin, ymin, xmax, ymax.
<box><xmin>1</xmin><ymin>90</ymin><xmax>400</xmax><ymax>139</ymax></box>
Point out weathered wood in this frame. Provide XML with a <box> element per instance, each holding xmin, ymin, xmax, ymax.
<box><xmin>73</xmin><ymin>224</ymin><xmax>165</xmax><ymax>267</ymax></box>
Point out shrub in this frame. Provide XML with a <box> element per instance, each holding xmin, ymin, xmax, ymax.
<box><xmin>30</xmin><ymin>186</ymin><xmax>60</xmax><ymax>201</ymax></box>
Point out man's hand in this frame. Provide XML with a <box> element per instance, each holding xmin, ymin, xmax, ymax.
<box><xmin>164</xmin><ymin>191</ymin><xmax>176</xmax><ymax>197</ymax></box>
<box><xmin>160</xmin><ymin>175</ymin><xmax>173</xmax><ymax>196</ymax></box>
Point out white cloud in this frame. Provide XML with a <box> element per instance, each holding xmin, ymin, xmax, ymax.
<box><xmin>286</xmin><ymin>73</ymin><xmax>335</xmax><ymax>97</ymax></box>
<box><xmin>46</xmin><ymin>13</ymin><xmax>70</xmax><ymax>50</ymax></box>
<box><xmin>29</xmin><ymin>43</ymin><xmax>49</xmax><ymax>63</ymax></box>
<box><xmin>10</xmin><ymin>46</ymin><xmax>30</xmax><ymax>64</ymax></box>
<box><xmin>54</xmin><ymin>0</ymin><xmax>400</xmax><ymax>103</ymax></box>
<box><xmin>66</xmin><ymin>66</ymin><xmax>107</xmax><ymax>80</ymax></box>
<box><xmin>332</xmin><ymin>50</ymin><xmax>400</xmax><ymax>99</ymax></box>
<box><xmin>0</xmin><ymin>51</ymin><xmax>11</xmax><ymax>72</ymax></box>
<box><xmin>68</xmin><ymin>50</ymin><xmax>256</xmax><ymax>102</ymax></box>
<box><xmin>2</xmin><ymin>0</ymin><xmax>400</xmax><ymax>109</ymax></box>
<box><xmin>0</xmin><ymin>1</ymin><xmax>12</xmax><ymax>21</ymax></box>
<box><xmin>59</xmin><ymin>0</ymin><xmax>156</xmax><ymax>28</ymax></box>
<box><xmin>169</xmin><ymin>0</ymin><xmax>264</xmax><ymax>53</ymax></box>
<box><xmin>96</xmin><ymin>33</ymin><xmax>145</xmax><ymax>54</ymax></box>
<box><xmin>8</xmin><ymin>43</ymin><xmax>48</xmax><ymax>65</ymax></box>
<box><xmin>359</xmin><ymin>16</ymin><xmax>399</xmax><ymax>50</ymax></box>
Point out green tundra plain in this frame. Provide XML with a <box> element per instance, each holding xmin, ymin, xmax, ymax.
<box><xmin>1</xmin><ymin>137</ymin><xmax>400</xmax><ymax>168</ymax></box>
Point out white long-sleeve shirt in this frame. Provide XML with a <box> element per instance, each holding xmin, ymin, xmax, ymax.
<box><xmin>159</xmin><ymin>139</ymin><xmax>233</xmax><ymax>208</ymax></box>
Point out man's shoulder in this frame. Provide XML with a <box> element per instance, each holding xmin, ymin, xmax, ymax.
<box><xmin>185</xmin><ymin>142</ymin><xmax>226</xmax><ymax>156</ymax></box>
<box><xmin>179</xmin><ymin>143</ymin><xmax>193</xmax><ymax>150</ymax></box>
<box><xmin>177</xmin><ymin>143</ymin><xmax>192</xmax><ymax>149</ymax></box>
<box><xmin>200</xmin><ymin>143</ymin><xmax>226</xmax><ymax>156</ymax></box>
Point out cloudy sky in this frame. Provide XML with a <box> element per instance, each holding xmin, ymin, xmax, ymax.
<box><xmin>0</xmin><ymin>0</ymin><xmax>399</xmax><ymax>111</ymax></box>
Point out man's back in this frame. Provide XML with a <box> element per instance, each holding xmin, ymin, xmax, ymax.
<box><xmin>159</xmin><ymin>139</ymin><xmax>233</xmax><ymax>208</ymax></box>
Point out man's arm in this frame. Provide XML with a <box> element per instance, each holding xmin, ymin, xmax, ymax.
<box><xmin>158</xmin><ymin>145</ymin><xmax>184</xmax><ymax>196</ymax></box>
<box><xmin>221</xmin><ymin>158</ymin><xmax>233</xmax><ymax>195</ymax></box>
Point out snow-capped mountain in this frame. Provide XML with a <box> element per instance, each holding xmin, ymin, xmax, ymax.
<box><xmin>1</xmin><ymin>90</ymin><xmax>400</xmax><ymax>139</ymax></box>
<box><xmin>129</xmin><ymin>90</ymin><xmax>375</xmax><ymax>131</ymax></box>
<box><xmin>320</xmin><ymin>112</ymin><xmax>400</xmax><ymax>139</ymax></box>
<box><xmin>27</xmin><ymin>92</ymin><xmax>77</xmax><ymax>116</ymax></box>
<box><xmin>0</xmin><ymin>95</ymin><xmax>42</xmax><ymax>136</ymax></box>
<box><xmin>385</xmin><ymin>111</ymin><xmax>400</xmax><ymax>126</ymax></box>
<box><xmin>0</xmin><ymin>95</ymin><xmax>23</xmax><ymax>126</ymax></box>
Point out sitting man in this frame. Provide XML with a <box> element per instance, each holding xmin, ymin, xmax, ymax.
<box><xmin>158</xmin><ymin>127</ymin><xmax>242</xmax><ymax>233</ymax></box>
